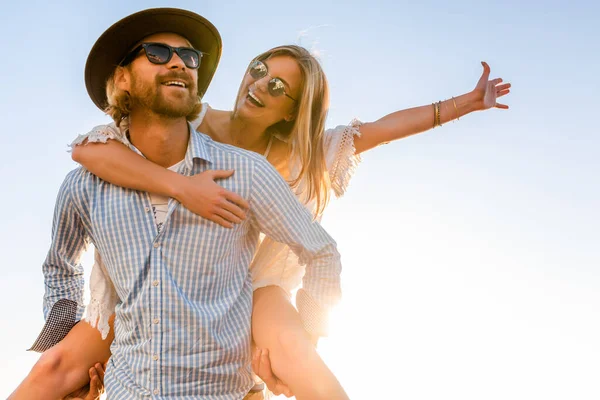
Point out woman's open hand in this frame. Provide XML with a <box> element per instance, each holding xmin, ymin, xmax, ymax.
<box><xmin>473</xmin><ymin>61</ymin><xmax>511</xmax><ymax>110</ymax></box>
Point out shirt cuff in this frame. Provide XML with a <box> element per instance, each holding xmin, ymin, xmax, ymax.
<box><xmin>28</xmin><ymin>299</ymin><xmax>79</xmax><ymax>353</ymax></box>
<box><xmin>296</xmin><ymin>289</ymin><xmax>330</xmax><ymax>338</ymax></box>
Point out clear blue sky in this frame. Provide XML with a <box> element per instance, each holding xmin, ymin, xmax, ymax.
<box><xmin>1</xmin><ymin>1</ymin><xmax>598</xmax><ymax>399</ymax></box>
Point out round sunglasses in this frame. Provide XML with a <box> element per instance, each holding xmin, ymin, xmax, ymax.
<box><xmin>248</xmin><ymin>60</ymin><xmax>297</xmax><ymax>102</ymax></box>
<box><xmin>120</xmin><ymin>42</ymin><xmax>204</xmax><ymax>70</ymax></box>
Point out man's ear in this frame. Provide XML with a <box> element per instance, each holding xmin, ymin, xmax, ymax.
<box><xmin>114</xmin><ymin>66</ymin><xmax>130</xmax><ymax>91</ymax></box>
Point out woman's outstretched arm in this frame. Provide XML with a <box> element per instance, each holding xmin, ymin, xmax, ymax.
<box><xmin>72</xmin><ymin>138</ymin><xmax>249</xmax><ymax>228</ymax></box>
<box><xmin>354</xmin><ymin>61</ymin><xmax>511</xmax><ymax>154</ymax></box>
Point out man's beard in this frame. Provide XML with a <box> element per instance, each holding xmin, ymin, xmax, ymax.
<box><xmin>129</xmin><ymin>72</ymin><xmax>197</xmax><ymax>118</ymax></box>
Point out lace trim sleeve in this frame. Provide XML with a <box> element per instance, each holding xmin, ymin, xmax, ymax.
<box><xmin>190</xmin><ymin>103</ymin><xmax>209</xmax><ymax>132</ymax></box>
<box><xmin>68</xmin><ymin>123</ymin><xmax>126</xmax><ymax>152</ymax></box>
<box><xmin>325</xmin><ymin>119</ymin><xmax>363</xmax><ymax>198</ymax></box>
<box><xmin>83</xmin><ymin>250</ymin><xmax>119</xmax><ymax>340</ymax></box>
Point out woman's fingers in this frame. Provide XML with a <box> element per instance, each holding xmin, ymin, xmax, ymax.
<box><xmin>207</xmin><ymin>170</ymin><xmax>249</xmax><ymax>210</ymax></box>
<box><xmin>497</xmin><ymin>89</ymin><xmax>511</xmax><ymax>97</ymax></box>
<box><xmin>208</xmin><ymin>169</ymin><xmax>236</xmax><ymax>180</ymax></box>
<box><xmin>224</xmin><ymin>190</ymin><xmax>250</xmax><ymax>211</ymax></box>
<box><xmin>220</xmin><ymin>198</ymin><xmax>247</xmax><ymax>221</ymax></box>
<box><xmin>495</xmin><ymin>102</ymin><xmax>509</xmax><ymax>109</ymax></box>
<box><xmin>496</xmin><ymin>83</ymin><xmax>511</xmax><ymax>91</ymax></box>
<box><xmin>481</xmin><ymin>61</ymin><xmax>491</xmax><ymax>75</ymax></box>
<box><xmin>215</xmin><ymin>207</ymin><xmax>243</xmax><ymax>225</ymax></box>
<box><xmin>476</xmin><ymin>61</ymin><xmax>491</xmax><ymax>88</ymax></box>
<box><xmin>210</xmin><ymin>214</ymin><xmax>234</xmax><ymax>229</ymax></box>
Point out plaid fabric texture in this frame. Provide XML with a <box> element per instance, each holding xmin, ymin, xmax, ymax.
<box><xmin>28</xmin><ymin>299</ymin><xmax>78</xmax><ymax>352</ymax></box>
<box><xmin>39</xmin><ymin>125</ymin><xmax>341</xmax><ymax>399</ymax></box>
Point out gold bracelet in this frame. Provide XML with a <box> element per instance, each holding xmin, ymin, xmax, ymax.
<box><xmin>451</xmin><ymin>97</ymin><xmax>460</xmax><ymax>121</ymax></box>
<box><xmin>433</xmin><ymin>101</ymin><xmax>441</xmax><ymax>128</ymax></box>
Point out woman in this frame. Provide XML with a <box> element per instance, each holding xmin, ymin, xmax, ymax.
<box><xmin>11</xmin><ymin>45</ymin><xmax>510</xmax><ymax>400</ymax></box>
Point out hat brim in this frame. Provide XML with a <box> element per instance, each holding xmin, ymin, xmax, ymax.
<box><xmin>85</xmin><ymin>8</ymin><xmax>222</xmax><ymax>111</ymax></box>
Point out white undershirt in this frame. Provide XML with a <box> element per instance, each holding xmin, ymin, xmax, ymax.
<box><xmin>150</xmin><ymin>160</ymin><xmax>183</xmax><ymax>232</ymax></box>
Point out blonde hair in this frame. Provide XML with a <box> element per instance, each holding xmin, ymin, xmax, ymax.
<box><xmin>104</xmin><ymin>65</ymin><xmax>202</xmax><ymax>127</ymax></box>
<box><xmin>237</xmin><ymin>45</ymin><xmax>331</xmax><ymax>215</ymax></box>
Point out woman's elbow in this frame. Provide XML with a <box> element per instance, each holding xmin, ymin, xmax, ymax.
<box><xmin>71</xmin><ymin>144</ymin><xmax>86</xmax><ymax>164</ymax></box>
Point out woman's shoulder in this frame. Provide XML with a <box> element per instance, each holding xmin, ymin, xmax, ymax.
<box><xmin>323</xmin><ymin>120</ymin><xmax>364</xmax><ymax>198</ymax></box>
<box><xmin>195</xmin><ymin>104</ymin><xmax>230</xmax><ymax>137</ymax></box>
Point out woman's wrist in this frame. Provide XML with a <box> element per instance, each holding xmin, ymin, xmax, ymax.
<box><xmin>452</xmin><ymin>91</ymin><xmax>483</xmax><ymax>118</ymax></box>
<box><xmin>166</xmin><ymin>173</ymin><xmax>190</xmax><ymax>201</ymax></box>
<box><xmin>463</xmin><ymin>90</ymin><xmax>484</xmax><ymax>113</ymax></box>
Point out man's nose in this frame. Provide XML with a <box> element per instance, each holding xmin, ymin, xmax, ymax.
<box><xmin>166</xmin><ymin>52</ymin><xmax>187</xmax><ymax>70</ymax></box>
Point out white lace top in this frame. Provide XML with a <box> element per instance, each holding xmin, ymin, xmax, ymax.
<box><xmin>74</xmin><ymin>103</ymin><xmax>363</xmax><ymax>338</ymax></box>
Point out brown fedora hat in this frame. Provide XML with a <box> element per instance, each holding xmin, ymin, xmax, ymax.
<box><xmin>85</xmin><ymin>8</ymin><xmax>222</xmax><ymax>111</ymax></box>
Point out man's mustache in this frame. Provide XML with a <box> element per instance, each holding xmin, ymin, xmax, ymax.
<box><xmin>156</xmin><ymin>72</ymin><xmax>196</xmax><ymax>90</ymax></box>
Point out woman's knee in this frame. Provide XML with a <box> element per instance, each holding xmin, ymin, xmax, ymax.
<box><xmin>29</xmin><ymin>346</ymin><xmax>68</xmax><ymax>380</ymax></box>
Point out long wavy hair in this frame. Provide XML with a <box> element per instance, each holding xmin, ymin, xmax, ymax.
<box><xmin>235</xmin><ymin>45</ymin><xmax>331</xmax><ymax>215</ymax></box>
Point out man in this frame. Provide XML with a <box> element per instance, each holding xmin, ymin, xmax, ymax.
<box><xmin>16</xmin><ymin>8</ymin><xmax>341</xmax><ymax>399</ymax></box>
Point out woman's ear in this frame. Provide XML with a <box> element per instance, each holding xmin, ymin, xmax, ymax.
<box><xmin>284</xmin><ymin>113</ymin><xmax>296</xmax><ymax>122</ymax></box>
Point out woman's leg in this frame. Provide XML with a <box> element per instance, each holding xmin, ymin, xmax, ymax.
<box><xmin>252</xmin><ymin>286</ymin><xmax>349</xmax><ymax>400</ymax></box>
<box><xmin>9</xmin><ymin>315</ymin><xmax>114</xmax><ymax>400</ymax></box>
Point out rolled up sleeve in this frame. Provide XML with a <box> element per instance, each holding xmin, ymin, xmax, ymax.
<box><xmin>29</xmin><ymin>172</ymin><xmax>89</xmax><ymax>352</ymax></box>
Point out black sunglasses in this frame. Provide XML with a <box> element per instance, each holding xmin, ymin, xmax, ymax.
<box><xmin>120</xmin><ymin>42</ymin><xmax>204</xmax><ymax>70</ymax></box>
<box><xmin>248</xmin><ymin>60</ymin><xmax>297</xmax><ymax>102</ymax></box>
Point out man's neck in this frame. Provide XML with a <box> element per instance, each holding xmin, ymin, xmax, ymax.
<box><xmin>127</xmin><ymin>112</ymin><xmax>189</xmax><ymax>168</ymax></box>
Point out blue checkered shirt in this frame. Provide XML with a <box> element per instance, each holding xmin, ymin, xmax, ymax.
<box><xmin>39</xmin><ymin>125</ymin><xmax>341</xmax><ymax>399</ymax></box>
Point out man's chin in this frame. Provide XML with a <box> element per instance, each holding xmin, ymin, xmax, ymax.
<box><xmin>151</xmin><ymin>97</ymin><xmax>196</xmax><ymax>118</ymax></box>
<box><xmin>153</xmin><ymin>104</ymin><xmax>195</xmax><ymax>119</ymax></box>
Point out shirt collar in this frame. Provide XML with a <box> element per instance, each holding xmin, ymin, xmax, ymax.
<box><xmin>184</xmin><ymin>122</ymin><xmax>213</xmax><ymax>168</ymax></box>
<box><xmin>120</xmin><ymin>121</ymin><xmax>213</xmax><ymax>168</ymax></box>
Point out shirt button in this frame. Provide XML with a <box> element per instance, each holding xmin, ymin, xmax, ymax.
<box><xmin>153</xmin><ymin>243</ymin><xmax>159</xmax><ymax>248</ymax></box>
<box><xmin>153</xmin><ymin>388</ymin><xmax>159</xmax><ymax>395</ymax></box>
<box><xmin>152</xmin><ymin>280</ymin><xmax>160</xmax><ymax>287</ymax></box>
<box><xmin>145</xmin><ymin>207</ymin><xmax>150</xmax><ymax>213</ymax></box>
<box><xmin>153</xmin><ymin>354</ymin><xmax>159</xmax><ymax>361</ymax></box>
<box><xmin>153</xmin><ymin>318</ymin><xmax>160</xmax><ymax>324</ymax></box>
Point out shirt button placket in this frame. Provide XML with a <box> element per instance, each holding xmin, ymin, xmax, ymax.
<box><xmin>151</xmin><ymin>235</ymin><xmax>161</xmax><ymax>398</ymax></box>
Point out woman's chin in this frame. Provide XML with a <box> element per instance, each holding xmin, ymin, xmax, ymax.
<box><xmin>237</xmin><ymin>99</ymin><xmax>263</xmax><ymax>117</ymax></box>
